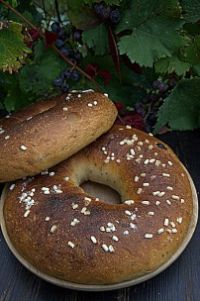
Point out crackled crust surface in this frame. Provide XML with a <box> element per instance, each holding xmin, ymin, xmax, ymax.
<box><xmin>3</xmin><ymin>125</ymin><xmax>193</xmax><ymax>284</ymax></box>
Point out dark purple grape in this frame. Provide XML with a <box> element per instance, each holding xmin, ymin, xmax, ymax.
<box><xmin>110</xmin><ymin>9</ymin><xmax>120</xmax><ymax>24</ymax></box>
<box><xmin>134</xmin><ymin>102</ymin><xmax>145</xmax><ymax>117</ymax></box>
<box><xmin>152</xmin><ymin>80</ymin><xmax>161</xmax><ymax>89</ymax></box>
<box><xmin>71</xmin><ymin>70</ymin><xmax>80</xmax><ymax>81</ymax></box>
<box><xmin>63</xmin><ymin>69</ymin><xmax>72</xmax><ymax>79</ymax></box>
<box><xmin>168</xmin><ymin>78</ymin><xmax>177</xmax><ymax>88</ymax></box>
<box><xmin>73</xmin><ymin>30</ymin><xmax>82</xmax><ymax>41</ymax></box>
<box><xmin>61</xmin><ymin>83</ymin><xmax>69</xmax><ymax>93</ymax></box>
<box><xmin>94</xmin><ymin>3</ymin><xmax>110</xmax><ymax>19</ymax></box>
<box><xmin>55</xmin><ymin>39</ymin><xmax>65</xmax><ymax>49</ymax></box>
<box><xmin>60</xmin><ymin>46</ymin><xmax>70</xmax><ymax>57</ymax></box>
<box><xmin>58</xmin><ymin>28</ymin><xmax>67</xmax><ymax>40</ymax></box>
<box><xmin>51</xmin><ymin>22</ymin><xmax>60</xmax><ymax>33</ymax></box>
<box><xmin>53</xmin><ymin>78</ymin><xmax>63</xmax><ymax>87</ymax></box>
<box><xmin>157</xmin><ymin>82</ymin><xmax>168</xmax><ymax>92</ymax></box>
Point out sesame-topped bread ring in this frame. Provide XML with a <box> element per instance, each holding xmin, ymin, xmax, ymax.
<box><xmin>2</xmin><ymin>125</ymin><xmax>194</xmax><ymax>285</ymax></box>
<box><xmin>0</xmin><ymin>90</ymin><xmax>117</xmax><ymax>182</ymax></box>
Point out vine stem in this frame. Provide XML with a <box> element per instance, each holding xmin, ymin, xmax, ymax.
<box><xmin>0</xmin><ymin>0</ymin><xmax>102</xmax><ymax>92</ymax></box>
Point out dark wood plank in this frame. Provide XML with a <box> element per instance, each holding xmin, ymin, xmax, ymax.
<box><xmin>0</xmin><ymin>131</ymin><xmax>200</xmax><ymax>301</ymax></box>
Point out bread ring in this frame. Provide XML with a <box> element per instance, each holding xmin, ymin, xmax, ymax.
<box><xmin>2</xmin><ymin>125</ymin><xmax>194</xmax><ymax>285</ymax></box>
<box><xmin>0</xmin><ymin>91</ymin><xmax>117</xmax><ymax>182</ymax></box>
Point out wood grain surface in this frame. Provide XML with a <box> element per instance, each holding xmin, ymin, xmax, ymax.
<box><xmin>0</xmin><ymin>131</ymin><xmax>199</xmax><ymax>301</ymax></box>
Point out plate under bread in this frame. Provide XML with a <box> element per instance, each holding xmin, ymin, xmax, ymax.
<box><xmin>0</xmin><ymin>168</ymin><xmax>198</xmax><ymax>291</ymax></box>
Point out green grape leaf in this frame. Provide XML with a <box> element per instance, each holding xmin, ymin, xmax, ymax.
<box><xmin>181</xmin><ymin>0</ymin><xmax>200</xmax><ymax>23</ymax></box>
<box><xmin>19</xmin><ymin>42</ymin><xmax>65</xmax><ymax>97</ymax></box>
<box><xmin>82</xmin><ymin>23</ymin><xmax>108</xmax><ymax>55</ymax></box>
<box><xmin>185</xmin><ymin>35</ymin><xmax>200</xmax><ymax>65</ymax></box>
<box><xmin>0</xmin><ymin>22</ymin><xmax>31</xmax><ymax>73</ymax></box>
<box><xmin>83</xmin><ymin>0</ymin><xmax>122</xmax><ymax>4</ymax></box>
<box><xmin>154</xmin><ymin>78</ymin><xmax>200</xmax><ymax>132</ymax></box>
<box><xmin>118</xmin><ymin>17</ymin><xmax>185</xmax><ymax>67</ymax></box>
<box><xmin>5</xmin><ymin>0</ymin><xmax>18</xmax><ymax>7</ymax></box>
<box><xmin>155</xmin><ymin>55</ymin><xmax>191</xmax><ymax>75</ymax></box>
<box><xmin>66</xmin><ymin>0</ymin><xmax>98</xmax><ymax>30</ymax></box>
<box><xmin>117</xmin><ymin>0</ymin><xmax>182</xmax><ymax>33</ymax></box>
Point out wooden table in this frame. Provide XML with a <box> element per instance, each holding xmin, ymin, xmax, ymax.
<box><xmin>0</xmin><ymin>131</ymin><xmax>199</xmax><ymax>301</ymax></box>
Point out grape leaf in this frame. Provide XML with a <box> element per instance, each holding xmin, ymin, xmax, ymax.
<box><xmin>66</xmin><ymin>0</ymin><xmax>98</xmax><ymax>30</ymax></box>
<box><xmin>154</xmin><ymin>78</ymin><xmax>200</xmax><ymax>132</ymax></box>
<box><xmin>117</xmin><ymin>0</ymin><xmax>182</xmax><ymax>33</ymax></box>
<box><xmin>18</xmin><ymin>41</ymin><xmax>65</xmax><ymax>97</ymax></box>
<box><xmin>83</xmin><ymin>0</ymin><xmax>122</xmax><ymax>4</ymax></box>
<box><xmin>0</xmin><ymin>22</ymin><xmax>31</xmax><ymax>73</ymax></box>
<box><xmin>5</xmin><ymin>0</ymin><xmax>18</xmax><ymax>7</ymax></box>
<box><xmin>82</xmin><ymin>24</ymin><xmax>108</xmax><ymax>55</ymax></box>
<box><xmin>155</xmin><ymin>55</ymin><xmax>191</xmax><ymax>75</ymax></box>
<box><xmin>181</xmin><ymin>0</ymin><xmax>200</xmax><ymax>23</ymax></box>
<box><xmin>118</xmin><ymin>17</ymin><xmax>185</xmax><ymax>67</ymax></box>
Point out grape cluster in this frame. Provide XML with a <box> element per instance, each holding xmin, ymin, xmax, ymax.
<box><xmin>94</xmin><ymin>2</ymin><xmax>120</xmax><ymax>24</ymax></box>
<box><xmin>51</xmin><ymin>22</ymin><xmax>82</xmax><ymax>93</ymax></box>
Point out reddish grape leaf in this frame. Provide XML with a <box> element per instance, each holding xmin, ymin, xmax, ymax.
<box><xmin>45</xmin><ymin>31</ymin><xmax>57</xmax><ymax>47</ymax></box>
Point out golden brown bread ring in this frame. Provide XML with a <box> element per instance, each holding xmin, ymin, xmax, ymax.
<box><xmin>3</xmin><ymin>125</ymin><xmax>193</xmax><ymax>285</ymax></box>
<box><xmin>0</xmin><ymin>91</ymin><xmax>117</xmax><ymax>182</ymax></box>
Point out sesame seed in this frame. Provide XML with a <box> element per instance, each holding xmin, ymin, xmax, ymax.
<box><xmin>155</xmin><ymin>160</ymin><xmax>161</xmax><ymax>166</ymax></box>
<box><xmin>171</xmin><ymin>228</ymin><xmax>177</xmax><ymax>233</ymax></box>
<box><xmin>112</xmin><ymin>235</ymin><xmax>119</xmax><ymax>242</ymax></box>
<box><xmin>24</xmin><ymin>210</ymin><xmax>30</xmax><ymax>218</ymax></box>
<box><xmin>5</xmin><ymin>135</ymin><xmax>10</xmax><ymax>140</ymax></box>
<box><xmin>148</xmin><ymin>211</ymin><xmax>155</xmax><ymax>216</ymax></box>
<box><xmin>9</xmin><ymin>184</ymin><xmax>15</xmax><ymax>191</ymax></box>
<box><xmin>137</xmin><ymin>188</ymin><xmax>142</xmax><ymax>194</ymax></box>
<box><xmin>81</xmin><ymin>207</ymin><xmax>87</xmax><ymax>213</ymax></box>
<box><xmin>68</xmin><ymin>241</ymin><xmax>75</xmax><ymax>248</ymax></box>
<box><xmin>158</xmin><ymin>191</ymin><xmax>166</xmax><ymax>197</ymax></box>
<box><xmin>126</xmin><ymin>125</ymin><xmax>132</xmax><ymax>129</ymax></box>
<box><xmin>157</xmin><ymin>228</ymin><xmax>164</xmax><ymax>234</ymax></box>
<box><xmin>177</xmin><ymin>217</ymin><xmax>183</xmax><ymax>224</ymax></box>
<box><xmin>50</xmin><ymin>225</ymin><xmax>57</xmax><ymax>233</ymax></box>
<box><xmin>125</xmin><ymin>210</ymin><xmax>132</xmax><ymax>216</ymax></box>
<box><xmin>168</xmin><ymin>161</ymin><xmax>173</xmax><ymax>166</ymax></box>
<box><xmin>130</xmin><ymin>223</ymin><xmax>136</xmax><ymax>229</ymax></box>
<box><xmin>90</xmin><ymin>236</ymin><xmax>97</xmax><ymax>244</ymax></box>
<box><xmin>156</xmin><ymin>201</ymin><xmax>161</xmax><ymax>206</ymax></box>
<box><xmin>143</xmin><ymin>182</ymin><xmax>149</xmax><ymax>187</ymax></box>
<box><xmin>148</xmin><ymin>145</ymin><xmax>153</xmax><ymax>150</ymax></box>
<box><xmin>116</xmin><ymin>159</ymin><xmax>121</xmax><ymax>163</ymax></box>
<box><xmin>144</xmin><ymin>233</ymin><xmax>153</xmax><ymax>239</ymax></box>
<box><xmin>93</xmin><ymin>100</ymin><xmax>98</xmax><ymax>105</ymax></box>
<box><xmin>87</xmin><ymin>103</ymin><xmax>93</xmax><ymax>107</ymax></box>
<box><xmin>140</xmin><ymin>173</ymin><xmax>146</xmax><ymax>177</ymax></box>
<box><xmin>154</xmin><ymin>152</ymin><xmax>158</xmax><ymax>156</ymax></box>
<box><xmin>164</xmin><ymin>218</ymin><xmax>169</xmax><ymax>226</ymax></box>
<box><xmin>172</xmin><ymin>195</ymin><xmax>180</xmax><ymax>200</ymax></box>
<box><xmin>95</xmin><ymin>198</ymin><xmax>99</xmax><ymax>201</ymax></box>
<box><xmin>131</xmin><ymin>214</ymin><xmax>137</xmax><ymax>220</ymax></box>
<box><xmin>124</xmin><ymin>200</ymin><xmax>134</xmax><ymax>205</ymax></box>
<box><xmin>144</xmin><ymin>159</ymin><xmax>149</xmax><ymax>165</ymax></box>
<box><xmin>20</xmin><ymin>145</ymin><xmax>27</xmax><ymax>151</ymax></box>
<box><xmin>104</xmin><ymin>93</ymin><xmax>108</xmax><ymax>97</ymax></box>
<box><xmin>63</xmin><ymin>107</ymin><xmax>68</xmax><ymax>111</ymax></box>
<box><xmin>70</xmin><ymin>218</ymin><xmax>80</xmax><ymax>226</ymax></box>
<box><xmin>100</xmin><ymin>226</ymin><xmax>105</xmax><ymax>232</ymax></box>
<box><xmin>45</xmin><ymin>216</ymin><xmax>50</xmax><ymax>221</ymax></box>
<box><xmin>181</xmin><ymin>198</ymin><xmax>185</xmax><ymax>203</ymax></box>
<box><xmin>170</xmin><ymin>222</ymin><xmax>176</xmax><ymax>228</ymax></box>
<box><xmin>149</xmin><ymin>158</ymin><xmax>155</xmax><ymax>163</ymax></box>
<box><xmin>142</xmin><ymin>200</ymin><xmax>150</xmax><ymax>205</ymax></box>
<box><xmin>49</xmin><ymin>172</ymin><xmax>55</xmax><ymax>176</ymax></box>
<box><xmin>167</xmin><ymin>186</ymin><xmax>173</xmax><ymax>191</ymax></box>
<box><xmin>152</xmin><ymin>191</ymin><xmax>160</xmax><ymax>196</ymax></box>
<box><xmin>145</xmin><ymin>139</ymin><xmax>149</xmax><ymax>144</ymax></box>
<box><xmin>109</xmin><ymin>245</ymin><xmax>114</xmax><ymax>252</ymax></box>
<box><xmin>134</xmin><ymin>176</ymin><xmax>139</xmax><ymax>182</ymax></box>
<box><xmin>78</xmin><ymin>94</ymin><xmax>81</xmax><ymax>98</ymax></box>
<box><xmin>149</xmin><ymin>133</ymin><xmax>153</xmax><ymax>136</ymax></box>
<box><xmin>166</xmin><ymin>200</ymin><xmax>172</xmax><ymax>205</ymax></box>
<box><xmin>130</xmin><ymin>149</ymin><xmax>135</xmax><ymax>155</ymax></box>
<box><xmin>162</xmin><ymin>173</ymin><xmax>170</xmax><ymax>177</ymax></box>
<box><xmin>102</xmin><ymin>244</ymin><xmax>109</xmax><ymax>252</ymax></box>
<box><xmin>123</xmin><ymin>230</ymin><xmax>129</xmax><ymax>235</ymax></box>
<box><xmin>64</xmin><ymin>176</ymin><xmax>69</xmax><ymax>181</ymax></box>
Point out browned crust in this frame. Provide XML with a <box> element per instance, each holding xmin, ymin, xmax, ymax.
<box><xmin>0</xmin><ymin>91</ymin><xmax>117</xmax><ymax>182</ymax></box>
<box><xmin>3</xmin><ymin>125</ymin><xmax>193</xmax><ymax>284</ymax></box>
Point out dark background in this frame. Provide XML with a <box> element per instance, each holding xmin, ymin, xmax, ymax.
<box><xmin>0</xmin><ymin>131</ymin><xmax>199</xmax><ymax>301</ymax></box>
